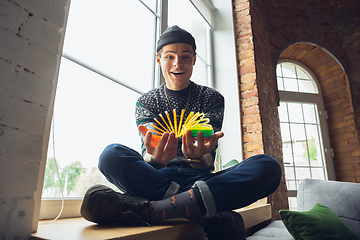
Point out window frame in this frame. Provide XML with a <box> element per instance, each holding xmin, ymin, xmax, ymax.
<box><xmin>277</xmin><ymin>60</ymin><xmax>336</xmax><ymax>207</ymax></box>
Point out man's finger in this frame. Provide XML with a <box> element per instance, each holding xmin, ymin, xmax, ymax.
<box><xmin>185</xmin><ymin>130</ymin><xmax>195</xmax><ymax>150</ymax></box>
<box><xmin>157</xmin><ymin>132</ymin><xmax>169</xmax><ymax>151</ymax></box>
<box><xmin>196</xmin><ymin>131</ymin><xmax>205</xmax><ymax>149</ymax></box>
<box><xmin>215</xmin><ymin>131</ymin><xmax>225</xmax><ymax>140</ymax></box>
<box><xmin>166</xmin><ymin>132</ymin><xmax>177</xmax><ymax>150</ymax></box>
<box><xmin>145</xmin><ymin>131</ymin><xmax>155</xmax><ymax>153</ymax></box>
<box><xmin>164</xmin><ymin>132</ymin><xmax>178</xmax><ymax>159</ymax></box>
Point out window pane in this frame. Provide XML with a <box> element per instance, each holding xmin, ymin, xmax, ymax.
<box><xmin>141</xmin><ymin>0</ymin><xmax>158</xmax><ymax>12</ymax></box>
<box><xmin>281</xmin><ymin>122</ymin><xmax>291</xmax><ymax>142</ymax></box>
<box><xmin>63</xmin><ymin>0</ymin><xmax>156</xmax><ymax>93</ymax></box>
<box><xmin>44</xmin><ymin>58</ymin><xmax>141</xmax><ymax>197</ymax></box>
<box><xmin>305</xmin><ymin>124</ymin><xmax>324</xmax><ymax>167</ymax></box>
<box><xmin>168</xmin><ymin>0</ymin><xmax>210</xmax><ymax>86</ymax></box>
<box><xmin>276</xmin><ymin>64</ymin><xmax>282</xmax><ymax>76</ymax></box>
<box><xmin>191</xmin><ymin>22</ymin><xmax>208</xmax><ymax>62</ymax></box>
<box><xmin>298</xmin><ymin>79</ymin><xmax>316</xmax><ymax>93</ymax></box>
<box><xmin>168</xmin><ymin>0</ymin><xmax>207</xmax><ymax>59</ymax></box>
<box><xmin>302</xmin><ymin>103</ymin><xmax>317</xmax><ymax>124</ymax></box>
<box><xmin>286</xmin><ymin>179</ymin><xmax>297</xmax><ymax>191</ymax></box>
<box><xmin>296</xmin><ymin>66</ymin><xmax>310</xmax><ymax>80</ymax></box>
<box><xmin>285</xmin><ymin>166</ymin><xmax>295</xmax><ymax>180</ymax></box>
<box><xmin>283</xmin><ymin>148</ymin><xmax>294</xmax><ymax>166</ymax></box>
<box><xmin>191</xmin><ymin>58</ymin><xmax>208</xmax><ymax>86</ymax></box>
<box><xmin>278</xmin><ymin>102</ymin><xmax>288</xmax><ymax>122</ymax></box>
<box><xmin>283</xmin><ymin>78</ymin><xmax>298</xmax><ymax>92</ymax></box>
<box><xmin>311</xmin><ymin>167</ymin><xmax>326</xmax><ymax>180</ymax></box>
<box><xmin>281</xmin><ymin>63</ymin><xmax>297</xmax><ymax>78</ymax></box>
<box><xmin>290</xmin><ymin>123</ymin><xmax>308</xmax><ymax>166</ymax></box>
<box><xmin>295</xmin><ymin>167</ymin><xmax>311</xmax><ymax>183</ymax></box>
<box><xmin>277</xmin><ymin>77</ymin><xmax>284</xmax><ymax>90</ymax></box>
<box><xmin>277</xmin><ymin>65</ymin><xmax>285</xmax><ymax>90</ymax></box>
<box><xmin>288</xmin><ymin>103</ymin><xmax>304</xmax><ymax>123</ymax></box>
<box><xmin>288</xmin><ymin>197</ymin><xmax>298</xmax><ymax>211</ymax></box>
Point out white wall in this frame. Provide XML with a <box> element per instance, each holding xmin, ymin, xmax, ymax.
<box><xmin>212</xmin><ymin>0</ymin><xmax>243</xmax><ymax>164</ymax></box>
<box><xmin>0</xmin><ymin>0</ymin><xmax>69</xmax><ymax>238</ymax></box>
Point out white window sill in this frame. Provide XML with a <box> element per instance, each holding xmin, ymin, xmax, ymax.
<box><xmin>39</xmin><ymin>198</ymin><xmax>82</xmax><ymax>220</ymax></box>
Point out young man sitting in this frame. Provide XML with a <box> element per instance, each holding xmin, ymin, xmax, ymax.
<box><xmin>81</xmin><ymin>25</ymin><xmax>282</xmax><ymax>240</ymax></box>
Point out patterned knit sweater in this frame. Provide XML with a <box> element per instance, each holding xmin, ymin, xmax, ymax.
<box><xmin>135</xmin><ymin>80</ymin><xmax>224</xmax><ymax>170</ymax></box>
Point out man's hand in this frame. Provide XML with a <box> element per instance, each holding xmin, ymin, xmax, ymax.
<box><xmin>138</xmin><ymin>125</ymin><xmax>178</xmax><ymax>168</ymax></box>
<box><xmin>182</xmin><ymin>129</ymin><xmax>224</xmax><ymax>169</ymax></box>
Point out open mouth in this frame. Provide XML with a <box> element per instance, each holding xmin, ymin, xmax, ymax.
<box><xmin>171</xmin><ymin>71</ymin><xmax>185</xmax><ymax>76</ymax></box>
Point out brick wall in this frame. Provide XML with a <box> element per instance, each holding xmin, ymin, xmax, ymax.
<box><xmin>254</xmin><ymin>0</ymin><xmax>360</xmax><ymax>182</ymax></box>
<box><xmin>0</xmin><ymin>0</ymin><xmax>69</xmax><ymax>238</ymax></box>
<box><xmin>232</xmin><ymin>0</ymin><xmax>360</xmax><ymax>218</ymax></box>
<box><xmin>232</xmin><ymin>0</ymin><xmax>289</xmax><ymax>220</ymax></box>
<box><xmin>233</xmin><ymin>0</ymin><xmax>260</xmax><ymax>158</ymax></box>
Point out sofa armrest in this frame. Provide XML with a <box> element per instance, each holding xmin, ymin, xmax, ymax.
<box><xmin>297</xmin><ymin>179</ymin><xmax>360</xmax><ymax>237</ymax></box>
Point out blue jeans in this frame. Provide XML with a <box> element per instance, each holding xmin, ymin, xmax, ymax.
<box><xmin>99</xmin><ymin>143</ymin><xmax>282</xmax><ymax>217</ymax></box>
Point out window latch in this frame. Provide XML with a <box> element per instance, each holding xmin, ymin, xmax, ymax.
<box><xmin>325</xmin><ymin>148</ymin><xmax>334</xmax><ymax>157</ymax></box>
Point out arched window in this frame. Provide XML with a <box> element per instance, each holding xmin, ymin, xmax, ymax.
<box><xmin>277</xmin><ymin>62</ymin><xmax>318</xmax><ymax>94</ymax></box>
<box><xmin>277</xmin><ymin>61</ymin><xmax>335</xmax><ymax>210</ymax></box>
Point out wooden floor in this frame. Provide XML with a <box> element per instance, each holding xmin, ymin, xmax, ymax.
<box><xmin>31</xmin><ymin>204</ymin><xmax>270</xmax><ymax>240</ymax></box>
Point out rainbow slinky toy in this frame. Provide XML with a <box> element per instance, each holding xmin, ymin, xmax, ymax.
<box><xmin>140</xmin><ymin>109</ymin><xmax>213</xmax><ymax>147</ymax></box>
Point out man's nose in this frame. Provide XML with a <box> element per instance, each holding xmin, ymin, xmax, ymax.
<box><xmin>173</xmin><ymin>56</ymin><xmax>182</xmax><ymax>66</ymax></box>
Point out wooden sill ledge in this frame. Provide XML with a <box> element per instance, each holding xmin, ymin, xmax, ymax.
<box><xmin>31</xmin><ymin>203</ymin><xmax>271</xmax><ymax>240</ymax></box>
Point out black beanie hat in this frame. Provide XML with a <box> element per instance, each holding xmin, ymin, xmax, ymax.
<box><xmin>156</xmin><ymin>25</ymin><xmax>196</xmax><ymax>53</ymax></box>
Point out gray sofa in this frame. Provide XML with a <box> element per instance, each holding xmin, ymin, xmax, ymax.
<box><xmin>247</xmin><ymin>179</ymin><xmax>360</xmax><ymax>239</ymax></box>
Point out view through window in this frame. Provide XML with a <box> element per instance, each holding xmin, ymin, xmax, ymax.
<box><xmin>43</xmin><ymin>0</ymin><xmax>160</xmax><ymax>198</ymax></box>
<box><xmin>43</xmin><ymin>0</ymin><xmax>213</xmax><ymax>199</ymax></box>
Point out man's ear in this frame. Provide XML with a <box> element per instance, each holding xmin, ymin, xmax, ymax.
<box><xmin>156</xmin><ymin>54</ymin><xmax>161</xmax><ymax>67</ymax></box>
<box><xmin>193</xmin><ymin>54</ymin><xmax>197</xmax><ymax>65</ymax></box>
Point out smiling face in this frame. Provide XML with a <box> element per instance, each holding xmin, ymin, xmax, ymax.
<box><xmin>156</xmin><ymin>43</ymin><xmax>196</xmax><ymax>91</ymax></box>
